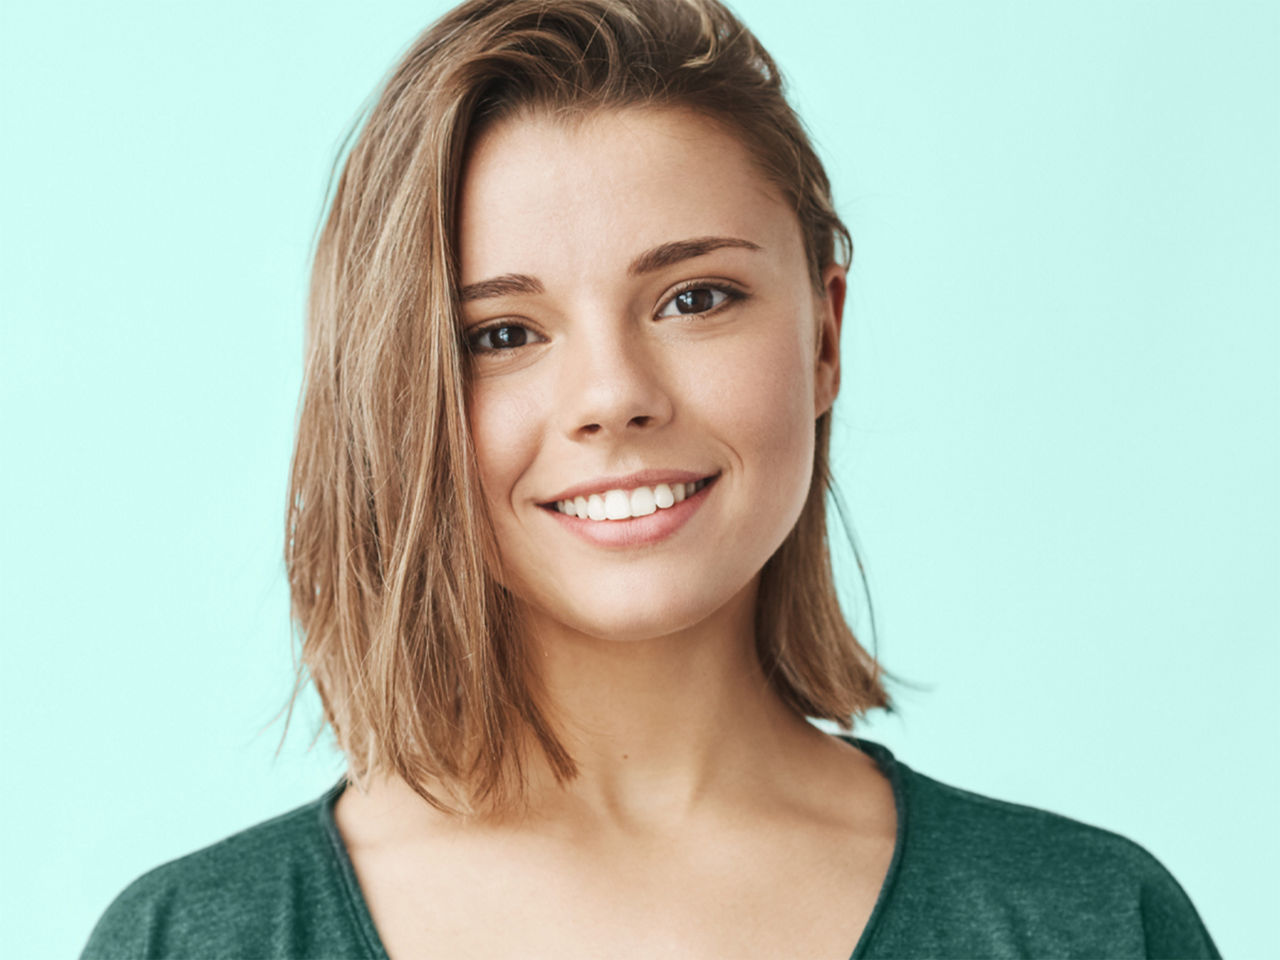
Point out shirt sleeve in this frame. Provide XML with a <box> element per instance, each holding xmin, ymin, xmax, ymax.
<box><xmin>79</xmin><ymin>874</ymin><xmax>171</xmax><ymax>960</ymax></box>
<box><xmin>1137</xmin><ymin>854</ymin><xmax>1221</xmax><ymax>960</ymax></box>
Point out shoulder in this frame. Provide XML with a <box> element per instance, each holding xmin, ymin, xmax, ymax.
<box><xmin>853</xmin><ymin>740</ymin><xmax>1220</xmax><ymax>959</ymax></box>
<box><xmin>80</xmin><ymin>784</ymin><xmax>375</xmax><ymax>960</ymax></box>
<box><xmin>905</xmin><ymin>763</ymin><xmax>1170</xmax><ymax>882</ymax></box>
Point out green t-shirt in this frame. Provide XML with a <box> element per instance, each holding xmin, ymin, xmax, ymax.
<box><xmin>80</xmin><ymin>737</ymin><xmax>1220</xmax><ymax>959</ymax></box>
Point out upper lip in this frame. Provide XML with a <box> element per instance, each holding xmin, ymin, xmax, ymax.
<box><xmin>540</xmin><ymin>469</ymin><xmax>718</xmax><ymax>505</ymax></box>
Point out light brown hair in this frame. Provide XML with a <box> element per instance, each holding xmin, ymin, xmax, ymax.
<box><xmin>285</xmin><ymin>0</ymin><xmax>891</xmax><ymax>817</ymax></box>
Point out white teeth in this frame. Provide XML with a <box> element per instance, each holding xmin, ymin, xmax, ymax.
<box><xmin>654</xmin><ymin>483</ymin><xmax>674</xmax><ymax>509</ymax></box>
<box><xmin>629</xmin><ymin>486</ymin><xmax>657</xmax><ymax>516</ymax></box>
<box><xmin>553</xmin><ymin>478</ymin><xmax>711</xmax><ymax>520</ymax></box>
<box><xmin>603</xmin><ymin>489</ymin><xmax>630</xmax><ymax>520</ymax></box>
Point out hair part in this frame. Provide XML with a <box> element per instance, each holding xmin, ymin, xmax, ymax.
<box><xmin>285</xmin><ymin>0</ymin><xmax>889</xmax><ymax>818</ymax></box>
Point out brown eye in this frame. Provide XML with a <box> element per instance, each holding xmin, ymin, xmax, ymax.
<box><xmin>675</xmin><ymin>289</ymin><xmax>716</xmax><ymax>313</ymax></box>
<box><xmin>468</xmin><ymin>323</ymin><xmax>534</xmax><ymax>353</ymax></box>
<box><xmin>656</xmin><ymin>285</ymin><xmax>737</xmax><ymax>319</ymax></box>
<box><xmin>491</xmin><ymin>325</ymin><xmax>527</xmax><ymax>347</ymax></box>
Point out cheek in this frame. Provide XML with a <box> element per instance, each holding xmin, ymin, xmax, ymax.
<box><xmin>467</xmin><ymin>380</ymin><xmax>542</xmax><ymax>514</ymax></box>
<box><xmin>686</xmin><ymin>313</ymin><xmax>816</xmax><ymax>473</ymax></box>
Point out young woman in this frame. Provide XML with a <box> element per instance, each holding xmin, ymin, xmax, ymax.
<box><xmin>82</xmin><ymin>1</ymin><xmax>1220</xmax><ymax>957</ymax></box>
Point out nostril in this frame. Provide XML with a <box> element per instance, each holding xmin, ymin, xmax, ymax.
<box><xmin>629</xmin><ymin>415</ymin><xmax>652</xmax><ymax>428</ymax></box>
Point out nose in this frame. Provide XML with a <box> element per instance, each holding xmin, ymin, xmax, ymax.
<box><xmin>557</xmin><ymin>322</ymin><xmax>674</xmax><ymax>439</ymax></box>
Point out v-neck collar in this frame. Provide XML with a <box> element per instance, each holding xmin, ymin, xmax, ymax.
<box><xmin>317</xmin><ymin>734</ymin><xmax>909</xmax><ymax>960</ymax></box>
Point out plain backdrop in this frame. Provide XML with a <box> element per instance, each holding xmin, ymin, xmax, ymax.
<box><xmin>2</xmin><ymin>1</ymin><xmax>1275</xmax><ymax>957</ymax></box>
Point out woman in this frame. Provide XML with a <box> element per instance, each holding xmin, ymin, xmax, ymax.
<box><xmin>82</xmin><ymin>1</ymin><xmax>1219</xmax><ymax>957</ymax></box>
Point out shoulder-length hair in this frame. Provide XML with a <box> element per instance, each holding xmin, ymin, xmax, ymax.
<box><xmin>285</xmin><ymin>0</ymin><xmax>891</xmax><ymax>817</ymax></box>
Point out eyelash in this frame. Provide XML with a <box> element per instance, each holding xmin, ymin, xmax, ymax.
<box><xmin>659</xmin><ymin>279</ymin><xmax>747</xmax><ymax>319</ymax></box>
<box><xmin>464</xmin><ymin>280</ymin><xmax>747</xmax><ymax>356</ymax></box>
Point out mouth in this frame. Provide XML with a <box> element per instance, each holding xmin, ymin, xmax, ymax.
<box><xmin>539</xmin><ymin>473</ymin><xmax>719</xmax><ymax>522</ymax></box>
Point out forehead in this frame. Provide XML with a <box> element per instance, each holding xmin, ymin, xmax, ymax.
<box><xmin>456</xmin><ymin>106</ymin><xmax>804</xmax><ymax>285</ymax></box>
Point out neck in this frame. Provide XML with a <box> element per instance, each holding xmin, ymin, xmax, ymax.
<box><xmin>337</xmin><ymin>579</ymin><xmax>845</xmax><ymax>839</ymax></box>
<box><xmin>514</xmin><ymin>576</ymin><xmax>824</xmax><ymax>830</ymax></box>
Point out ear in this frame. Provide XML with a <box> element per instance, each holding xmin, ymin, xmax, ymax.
<box><xmin>813</xmin><ymin>263</ymin><xmax>846</xmax><ymax>417</ymax></box>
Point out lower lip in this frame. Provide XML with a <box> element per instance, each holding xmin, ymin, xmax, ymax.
<box><xmin>540</xmin><ymin>478</ymin><xmax>717</xmax><ymax>548</ymax></box>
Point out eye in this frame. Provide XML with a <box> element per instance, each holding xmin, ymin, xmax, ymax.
<box><xmin>466</xmin><ymin>322</ymin><xmax>543</xmax><ymax>354</ymax></box>
<box><xmin>656</xmin><ymin>283</ymin><xmax>743</xmax><ymax>319</ymax></box>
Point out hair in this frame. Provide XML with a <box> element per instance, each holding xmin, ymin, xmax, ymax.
<box><xmin>284</xmin><ymin>0</ymin><xmax>892</xmax><ymax>818</ymax></box>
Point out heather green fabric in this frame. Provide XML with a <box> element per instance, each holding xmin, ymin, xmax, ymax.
<box><xmin>81</xmin><ymin>738</ymin><xmax>1220</xmax><ymax>959</ymax></box>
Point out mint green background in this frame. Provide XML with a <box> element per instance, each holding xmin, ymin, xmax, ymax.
<box><xmin>2</xmin><ymin>2</ymin><xmax>1275</xmax><ymax>957</ymax></box>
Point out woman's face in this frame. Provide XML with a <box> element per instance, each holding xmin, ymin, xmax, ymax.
<box><xmin>457</xmin><ymin>106</ymin><xmax>843</xmax><ymax>642</ymax></box>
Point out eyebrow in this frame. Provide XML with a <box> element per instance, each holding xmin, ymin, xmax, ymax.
<box><xmin>627</xmin><ymin>235</ymin><xmax>762</xmax><ymax>276</ymax></box>
<box><xmin>458</xmin><ymin>274</ymin><xmax>544</xmax><ymax>303</ymax></box>
<box><xmin>457</xmin><ymin>235</ymin><xmax>763</xmax><ymax>303</ymax></box>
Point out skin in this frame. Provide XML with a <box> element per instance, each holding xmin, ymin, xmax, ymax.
<box><xmin>334</xmin><ymin>106</ymin><xmax>896</xmax><ymax>959</ymax></box>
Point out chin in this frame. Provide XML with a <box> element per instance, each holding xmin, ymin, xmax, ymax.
<box><xmin>572</xmin><ymin>610</ymin><xmax>710</xmax><ymax>644</ymax></box>
<box><xmin>527</xmin><ymin>575</ymin><xmax>752</xmax><ymax>644</ymax></box>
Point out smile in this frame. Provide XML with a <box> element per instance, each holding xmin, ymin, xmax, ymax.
<box><xmin>550</xmin><ymin>477</ymin><xmax>714</xmax><ymax>522</ymax></box>
<box><xmin>539</xmin><ymin>472</ymin><xmax>719</xmax><ymax>548</ymax></box>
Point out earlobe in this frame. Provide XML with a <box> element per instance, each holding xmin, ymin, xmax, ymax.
<box><xmin>814</xmin><ymin>264</ymin><xmax>846</xmax><ymax>417</ymax></box>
